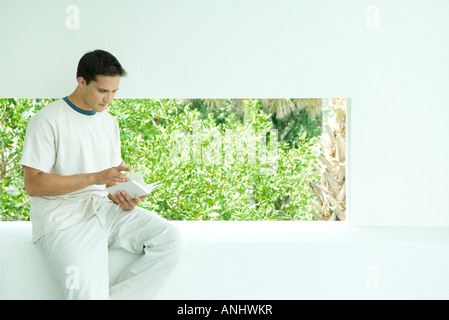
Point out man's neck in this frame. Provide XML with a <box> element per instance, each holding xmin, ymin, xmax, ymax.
<box><xmin>67</xmin><ymin>89</ymin><xmax>93</xmax><ymax>112</ymax></box>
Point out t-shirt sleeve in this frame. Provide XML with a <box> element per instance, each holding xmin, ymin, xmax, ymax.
<box><xmin>19</xmin><ymin>114</ymin><xmax>56</xmax><ymax>173</ymax></box>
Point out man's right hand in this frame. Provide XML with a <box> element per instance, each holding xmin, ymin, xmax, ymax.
<box><xmin>94</xmin><ymin>165</ymin><xmax>132</xmax><ymax>185</ymax></box>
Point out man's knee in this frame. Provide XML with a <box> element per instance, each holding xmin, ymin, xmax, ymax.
<box><xmin>142</xmin><ymin>221</ymin><xmax>187</xmax><ymax>259</ymax></box>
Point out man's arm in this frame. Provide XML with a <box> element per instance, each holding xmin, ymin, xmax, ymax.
<box><xmin>23</xmin><ymin>165</ymin><xmax>131</xmax><ymax>197</ymax></box>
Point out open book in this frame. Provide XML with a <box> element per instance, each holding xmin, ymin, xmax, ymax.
<box><xmin>106</xmin><ymin>171</ymin><xmax>163</xmax><ymax>199</ymax></box>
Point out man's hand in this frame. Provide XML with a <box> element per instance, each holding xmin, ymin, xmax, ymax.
<box><xmin>95</xmin><ymin>165</ymin><xmax>131</xmax><ymax>185</ymax></box>
<box><xmin>103</xmin><ymin>162</ymin><xmax>147</xmax><ymax>211</ymax></box>
<box><xmin>108</xmin><ymin>191</ymin><xmax>148</xmax><ymax>211</ymax></box>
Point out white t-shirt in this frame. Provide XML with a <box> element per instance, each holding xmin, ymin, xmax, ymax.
<box><xmin>20</xmin><ymin>97</ymin><xmax>122</xmax><ymax>242</ymax></box>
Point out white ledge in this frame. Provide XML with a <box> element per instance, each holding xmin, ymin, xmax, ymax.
<box><xmin>2</xmin><ymin>220</ymin><xmax>449</xmax><ymax>299</ymax></box>
<box><xmin>4</xmin><ymin>220</ymin><xmax>449</xmax><ymax>244</ymax></box>
<box><xmin>173</xmin><ymin>220</ymin><xmax>449</xmax><ymax>244</ymax></box>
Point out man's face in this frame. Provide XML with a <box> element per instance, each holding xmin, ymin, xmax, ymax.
<box><xmin>78</xmin><ymin>75</ymin><xmax>121</xmax><ymax>112</ymax></box>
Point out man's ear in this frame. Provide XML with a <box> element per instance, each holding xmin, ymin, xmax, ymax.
<box><xmin>76</xmin><ymin>76</ymin><xmax>87</xmax><ymax>88</ymax></box>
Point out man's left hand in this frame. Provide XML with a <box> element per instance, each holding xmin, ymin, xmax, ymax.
<box><xmin>108</xmin><ymin>190</ymin><xmax>148</xmax><ymax>211</ymax></box>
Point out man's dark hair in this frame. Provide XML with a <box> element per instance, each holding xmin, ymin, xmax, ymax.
<box><xmin>76</xmin><ymin>49</ymin><xmax>127</xmax><ymax>84</ymax></box>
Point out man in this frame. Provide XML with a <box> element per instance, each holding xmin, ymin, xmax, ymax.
<box><xmin>20</xmin><ymin>49</ymin><xmax>186</xmax><ymax>299</ymax></box>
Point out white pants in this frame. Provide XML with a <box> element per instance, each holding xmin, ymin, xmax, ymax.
<box><xmin>36</xmin><ymin>200</ymin><xmax>186</xmax><ymax>300</ymax></box>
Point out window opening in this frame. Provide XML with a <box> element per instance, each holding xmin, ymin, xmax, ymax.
<box><xmin>0</xmin><ymin>98</ymin><xmax>347</xmax><ymax>222</ymax></box>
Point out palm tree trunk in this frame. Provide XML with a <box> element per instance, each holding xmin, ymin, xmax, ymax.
<box><xmin>308</xmin><ymin>98</ymin><xmax>346</xmax><ymax>221</ymax></box>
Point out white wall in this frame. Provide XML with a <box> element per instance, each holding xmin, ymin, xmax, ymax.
<box><xmin>1</xmin><ymin>0</ymin><xmax>449</xmax><ymax>226</ymax></box>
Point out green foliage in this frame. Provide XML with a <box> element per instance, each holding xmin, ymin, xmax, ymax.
<box><xmin>109</xmin><ymin>99</ymin><xmax>321</xmax><ymax>221</ymax></box>
<box><xmin>1</xmin><ymin>98</ymin><xmax>321</xmax><ymax>221</ymax></box>
<box><xmin>0</xmin><ymin>98</ymin><xmax>54</xmax><ymax>220</ymax></box>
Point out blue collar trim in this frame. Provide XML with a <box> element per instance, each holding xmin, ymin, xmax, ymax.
<box><xmin>63</xmin><ymin>96</ymin><xmax>96</xmax><ymax>116</ymax></box>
